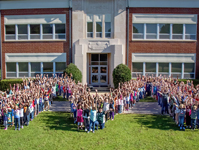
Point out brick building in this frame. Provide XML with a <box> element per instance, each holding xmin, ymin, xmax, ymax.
<box><xmin>0</xmin><ymin>0</ymin><xmax>199</xmax><ymax>87</ymax></box>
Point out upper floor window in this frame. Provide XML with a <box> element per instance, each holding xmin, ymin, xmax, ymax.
<box><xmin>132</xmin><ymin>23</ymin><xmax>197</xmax><ymax>40</ymax></box>
<box><xmin>5</xmin><ymin>23</ymin><xmax>66</xmax><ymax>41</ymax></box>
<box><xmin>87</xmin><ymin>14</ymin><xmax>111</xmax><ymax>39</ymax></box>
<box><xmin>96</xmin><ymin>22</ymin><xmax>102</xmax><ymax>38</ymax></box>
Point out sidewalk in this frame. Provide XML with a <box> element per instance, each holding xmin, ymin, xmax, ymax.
<box><xmin>50</xmin><ymin>101</ymin><xmax>161</xmax><ymax>114</ymax></box>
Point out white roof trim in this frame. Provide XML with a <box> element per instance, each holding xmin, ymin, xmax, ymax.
<box><xmin>133</xmin><ymin>14</ymin><xmax>197</xmax><ymax>24</ymax></box>
<box><xmin>4</xmin><ymin>14</ymin><xmax>66</xmax><ymax>25</ymax></box>
<box><xmin>5</xmin><ymin>53</ymin><xmax>66</xmax><ymax>62</ymax></box>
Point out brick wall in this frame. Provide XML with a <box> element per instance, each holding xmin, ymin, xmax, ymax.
<box><xmin>1</xmin><ymin>8</ymin><xmax>70</xmax><ymax>79</ymax></box>
<box><xmin>127</xmin><ymin>8</ymin><xmax>199</xmax><ymax>78</ymax></box>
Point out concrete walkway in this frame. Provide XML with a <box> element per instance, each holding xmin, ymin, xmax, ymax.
<box><xmin>50</xmin><ymin>101</ymin><xmax>161</xmax><ymax>114</ymax></box>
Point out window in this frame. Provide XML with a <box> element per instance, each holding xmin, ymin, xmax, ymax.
<box><xmin>30</xmin><ymin>24</ymin><xmax>40</xmax><ymax>39</ymax></box>
<box><xmin>5</xmin><ymin>25</ymin><xmax>15</xmax><ymax>40</ymax></box>
<box><xmin>18</xmin><ymin>62</ymin><xmax>28</xmax><ymax>77</ymax></box>
<box><xmin>96</xmin><ymin>22</ymin><xmax>102</xmax><ymax>38</ymax></box>
<box><xmin>172</xmin><ymin>24</ymin><xmax>183</xmax><ymax>39</ymax></box>
<box><xmin>43</xmin><ymin>62</ymin><xmax>53</xmax><ymax>72</ymax></box>
<box><xmin>185</xmin><ymin>24</ymin><xmax>196</xmax><ymax>40</ymax></box>
<box><xmin>172</xmin><ymin>63</ymin><xmax>181</xmax><ymax>78</ymax></box>
<box><xmin>6</xmin><ymin>62</ymin><xmax>16</xmax><ymax>77</ymax></box>
<box><xmin>56</xmin><ymin>62</ymin><xmax>66</xmax><ymax>72</ymax></box>
<box><xmin>18</xmin><ymin>25</ymin><xmax>28</xmax><ymax>40</ymax></box>
<box><xmin>105</xmin><ymin>22</ymin><xmax>111</xmax><ymax>38</ymax></box>
<box><xmin>159</xmin><ymin>24</ymin><xmax>170</xmax><ymax>39</ymax></box>
<box><xmin>31</xmin><ymin>62</ymin><xmax>41</xmax><ymax>77</ymax></box>
<box><xmin>55</xmin><ymin>24</ymin><xmax>66</xmax><ymax>39</ymax></box>
<box><xmin>43</xmin><ymin>24</ymin><xmax>53</xmax><ymax>39</ymax></box>
<box><xmin>184</xmin><ymin>63</ymin><xmax>195</xmax><ymax>79</ymax></box>
<box><xmin>146</xmin><ymin>63</ymin><xmax>156</xmax><ymax>72</ymax></box>
<box><xmin>133</xmin><ymin>24</ymin><xmax>144</xmax><ymax>39</ymax></box>
<box><xmin>87</xmin><ymin>22</ymin><xmax>93</xmax><ymax>38</ymax></box>
<box><xmin>146</xmin><ymin>24</ymin><xmax>157</xmax><ymax>39</ymax></box>
<box><xmin>159</xmin><ymin>63</ymin><xmax>169</xmax><ymax>72</ymax></box>
<box><xmin>132</xmin><ymin>63</ymin><xmax>143</xmax><ymax>78</ymax></box>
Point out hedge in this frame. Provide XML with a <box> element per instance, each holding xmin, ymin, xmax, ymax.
<box><xmin>178</xmin><ymin>79</ymin><xmax>199</xmax><ymax>87</ymax></box>
<box><xmin>113</xmin><ymin>64</ymin><xmax>131</xmax><ymax>88</ymax></box>
<box><xmin>0</xmin><ymin>79</ymin><xmax>23</xmax><ymax>91</ymax></box>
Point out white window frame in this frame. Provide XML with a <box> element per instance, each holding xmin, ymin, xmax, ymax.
<box><xmin>5</xmin><ymin>23</ymin><xmax>66</xmax><ymax>41</ymax></box>
<box><xmin>132</xmin><ymin>23</ymin><xmax>197</xmax><ymax>41</ymax></box>
<box><xmin>87</xmin><ymin>22</ymin><xmax>93</xmax><ymax>38</ymax></box>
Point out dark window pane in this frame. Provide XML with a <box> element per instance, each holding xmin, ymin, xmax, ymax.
<box><xmin>146</xmin><ymin>24</ymin><xmax>157</xmax><ymax>33</ymax></box>
<box><xmin>105</xmin><ymin>22</ymin><xmax>111</xmax><ymax>32</ymax></box>
<box><xmin>5</xmin><ymin>25</ymin><xmax>15</xmax><ymax>34</ymax></box>
<box><xmin>185</xmin><ymin>24</ymin><xmax>196</xmax><ymax>34</ymax></box>
<box><xmin>56</xmin><ymin>62</ymin><xmax>66</xmax><ymax>72</ymax></box>
<box><xmin>43</xmin><ymin>62</ymin><xmax>53</xmax><ymax>72</ymax></box>
<box><xmin>100</xmin><ymin>54</ymin><xmax>107</xmax><ymax>61</ymax></box>
<box><xmin>7</xmin><ymin>63</ymin><xmax>16</xmax><ymax>72</ymax></box>
<box><xmin>31</xmin><ymin>62</ymin><xmax>40</xmax><ymax>72</ymax></box>
<box><xmin>133</xmin><ymin>24</ymin><xmax>144</xmax><ymax>33</ymax></box>
<box><xmin>96</xmin><ymin>22</ymin><xmax>102</xmax><ymax>32</ymax></box>
<box><xmin>87</xmin><ymin>22</ymin><xmax>93</xmax><ymax>32</ymax></box>
<box><xmin>159</xmin><ymin>24</ymin><xmax>170</xmax><ymax>34</ymax></box>
<box><xmin>19</xmin><ymin>63</ymin><xmax>28</xmax><ymax>72</ymax></box>
<box><xmin>159</xmin><ymin>63</ymin><xmax>169</xmax><ymax>72</ymax></box>
<box><xmin>146</xmin><ymin>63</ymin><xmax>156</xmax><ymax>72</ymax></box>
<box><xmin>173</xmin><ymin>24</ymin><xmax>183</xmax><ymax>34</ymax></box>
<box><xmin>30</xmin><ymin>24</ymin><xmax>40</xmax><ymax>34</ymax></box>
<box><xmin>184</xmin><ymin>63</ymin><xmax>194</xmax><ymax>73</ymax></box>
<box><xmin>55</xmin><ymin>24</ymin><xmax>65</xmax><ymax>34</ymax></box>
<box><xmin>172</xmin><ymin>63</ymin><xmax>181</xmax><ymax>72</ymax></box>
<box><xmin>132</xmin><ymin>63</ymin><xmax>143</xmax><ymax>72</ymax></box>
<box><xmin>91</xmin><ymin>54</ymin><xmax>99</xmax><ymax>61</ymax></box>
<box><xmin>43</xmin><ymin>24</ymin><xmax>53</xmax><ymax>34</ymax></box>
<box><xmin>18</xmin><ymin>25</ymin><xmax>27</xmax><ymax>34</ymax></box>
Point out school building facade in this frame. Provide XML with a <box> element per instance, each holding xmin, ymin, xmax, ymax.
<box><xmin>0</xmin><ymin>0</ymin><xmax>199</xmax><ymax>87</ymax></box>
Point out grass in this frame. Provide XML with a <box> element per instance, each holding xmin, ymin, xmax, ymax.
<box><xmin>53</xmin><ymin>96</ymin><xmax>68</xmax><ymax>101</ymax></box>
<box><xmin>0</xmin><ymin>112</ymin><xmax>199</xmax><ymax>150</ymax></box>
<box><xmin>139</xmin><ymin>97</ymin><xmax>157</xmax><ymax>102</ymax></box>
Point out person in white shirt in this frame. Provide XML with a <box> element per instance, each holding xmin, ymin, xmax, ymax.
<box><xmin>19</xmin><ymin>103</ymin><xmax>24</xmax><ymax>129</ymax></box>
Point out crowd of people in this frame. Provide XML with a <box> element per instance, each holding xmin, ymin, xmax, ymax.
<box><xmin>1</xmin><ymin>73</ymin><xmax>199</xmax><ymax>132</ymax></box>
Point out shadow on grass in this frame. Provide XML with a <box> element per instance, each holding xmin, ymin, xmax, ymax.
<box><xmin>131</xmin><ymin>114</ymin><xmax>179</xmax><ymax>131</ymax></box>
<box><xmin>139</xmin><ymin>97</ymin><xmax>157</xmax><ymax>102</ymax></box>
<box><xmin>38</xmin><ymin>112</ymin><xmax>79</xmax><ymax>132</ymax></box>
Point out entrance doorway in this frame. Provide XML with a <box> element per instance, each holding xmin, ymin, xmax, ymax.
<box><xmin>90</xmin><ymin>54</ymin><xmax>108</xmax><ymax>86</ymax></box>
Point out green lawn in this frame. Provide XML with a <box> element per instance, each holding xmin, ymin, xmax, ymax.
<box><xmin>0</xmin><ymin>112</ymin><xmax>199</xmax><ymax>150</ymax></box>
<box><xmin>139</xmin><ymin>97</ymin><xmax>157</xmax><ymax>102</ymax></box>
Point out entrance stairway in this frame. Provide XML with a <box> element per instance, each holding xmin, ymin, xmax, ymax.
<box><xmin>88</xmin><ymin>85</ymin><xmax>111</xmax><ymax>92</ymax></box>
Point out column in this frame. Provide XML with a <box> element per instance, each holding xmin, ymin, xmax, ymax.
<box><xmin>183</xmin><ymin>24</ymin><xmax>186</xmax><ymax>40</ymax></box>
<box><xmin>170</xmin><ymin>24</ymin><xmax>172</xmax><ymax>40</ymax></box>
<box><xmin>28</xmin><ymin>24</ymin><xmax>30</xmax><ymax>40</ymax></box>
<box><xmin>40</xmin><ymin>62</ymin><xmax>43</xmax><ymax>77</ymax></box>
<box><xmin>143</xmin><ymin>62</ymin><xmax>145</xmax><ymax>76</ymax></box>
<box><xmin>102</xmin><ymin>15</ymin><xmax>105</xmax><ymax>38</ymax></box>
<box><xmin>156</xmin><ymin>62</ymin><xmax>158</xmax><ymax>77</ymax></box>
<box><xmin>169</xmin><ymin>62</ymin><xmax>171</xmax><ymax>77</ymax></box>
<box><xmin>53</xmin><ymin>62</ymin><xmax>56</xmax><ymax>77</ymax></box>
<box><xmin>93</xmin><ymin>15</ymin><xmax>96</xmax><ymax>38</ymax></box>
<box><xmin>144</xmin><ymin>23</ymin><xmax>146</xmax><ymax>39</ymax></box>
<box><xmin>40</xmin><ymin>24</ymin><xmax>43</xmax><ymax>39</ymax></box>
<box><xmin>181</xmin><ymin>63</ymin><xmax>184</xmax><ymax>79</ymax></box>
<box><xmin>16</xmin><ymin>62</ymin><xmax>19</xmax><ymax>78</ymax></box>
<box><xmin>28</xmin><ymin>62</ymin><xmax>31</xmax><ymax>77</ymax></box>
<box><xmin>15</xmin><ymin>25</ymin><xmax>18</xmax><ymax>40</ymax></box>
<box><xmin>53</xmin><ymin>24</ymin><xmax>55</xmax><ymax>39</ymax></box>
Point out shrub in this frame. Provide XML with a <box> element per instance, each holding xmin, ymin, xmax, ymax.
<box><xmin>112</xmin><ymin>64</ymin><xmax>131</xmax><ymax>88</ymax></box>
<box><xmin>63</xmin><ymin>63</ymin><xmax>82</xmax><ymax>83</ymax></box>
<box><xmin>178</xmin><ymin>79</ymin><xmax>199</xmax><ymax>87</ymax></box>
<box><xmin>0</xmin><ymin>79</ymin><xmax>23</xmax><ymax>91</ymax></box>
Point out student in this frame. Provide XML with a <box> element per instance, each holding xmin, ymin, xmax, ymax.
<box><xmin>77</xmin><ymin>105</ymin><xmax>83</xmax><ymax>131</ymax></box>
<box><xmin>191</xmin><ymin>105</ymin><xmax>197</xmax><ymax>130</ymax></box>
<box><xmin>178</xmin><ymin>104</ymin><xmax>186</xmax><ymax>131</ymax></box>
<box><xmin>109</xmin><ymin>100</ymin><xmax>114</xmax><ymax>120</ymax></box>
<box><xmin>97</xmin><ymin>107</ymin><xmax>105</xmax><ymax>129</ymax></box>
<box><xmin>19</xmin><ymin>103</ymin><xmax>24</xmax><ymax>129</ymax></box>
<box><xmin>83</xmin><ymin>104</ymin><xmax>90</xmax><ymax>132</ymax></box>
<box><xmin>103</xmin><ymin>98</ymin><xmax>109</xmax><ymax>122</ymax></box>
<box><xmin>14</xmin><ymin>105</ymin><xmax>20</xmax><ymax>131</ymax></box>
<box><xmin>186</xmin><ymin>105</ymin><xmax>191</xmax><ymax>129</ymax></box>
<box><xmin>3</xmin><ymin>108</ymin><xmax>8</xmax><ymax>130</ymax></box>
<box><xmin>88</xmin><ymin>106</ymin><xmax>97</xmax><ymax>133</ymax></box>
